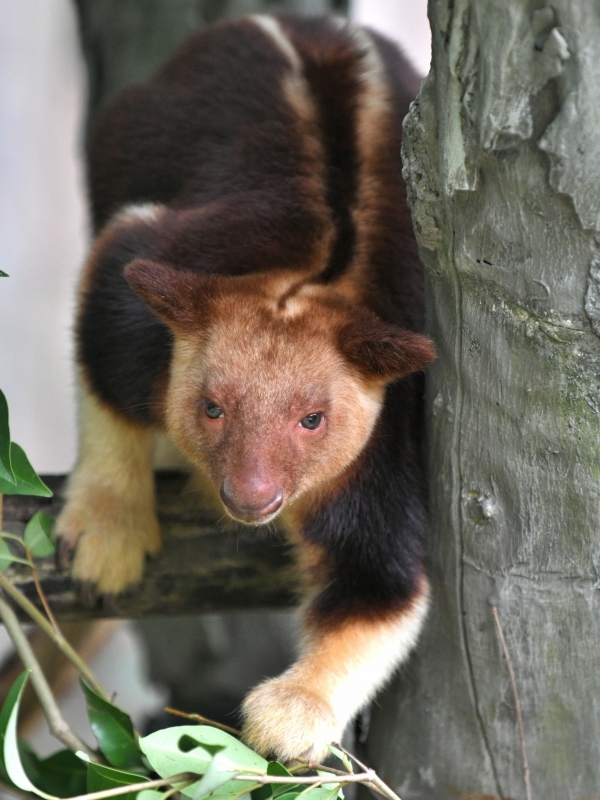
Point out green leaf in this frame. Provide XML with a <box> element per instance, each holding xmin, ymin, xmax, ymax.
<box><xmin>326</xmin><ymin>745</ymin><xmax>353</xmax><ymax>773</ymax></box>
<box><xmin>0</xmin><ymin>270</ymin><xmax>8</xmax><ymax>277</ymax></box>
<box><xmin>87</xmin><ymin>763</ymin><xmax>149</xmax><ymax>800</ymax></box>
<box><xmin>19</xmin><ymin>747</ymin><xmax>87</xmax><ymax>797</ymax></box>
<box><xmin>251</xmin><ymin>783</ymin><xmax>273</xmax><ymax>800</ymax></box>
<box><xmin>2</xmin><ymin>672</ymin><xmax>56</xmax><ymax>798</ymax></box>
<box><xmin>267</xmin><ymin>763</ymin><xmax>292</xmax><ymax>778</ymax></box>
<box><xmin>296</xmin><ymin>788</ymin><xmax>342</xmax><ymax>800</ymax></box>
<box><xmin>137</xmin><ymin>792</ymin><xmax>165</xmax><ymax>800</ymax></box>
<box><xmin>266</xmin><ymin>763</ymin><xmax>303</xmax><ymax>798</ymax></box>
<box><xmin>80</xmin><ymin>680</ymin><xmax>142</xmax><ymax>770</ymax></box>
<box><xmin>273</xmin><ymin>786</ymin><xmax>302</xmax><ymax>798</ymax></box>
<box><xmin>0</xmin><ymin>391</ymin><xmax>14</xmax><ymax>484</ymax></box>
<box><xmin>316</xmin><ymin>772</ymin><xmax>343</xmax><ymax>792</ymax></box>
<box><xmin>184</xmin><ymin>734</ymin><xmax>254</xmax><ymax>799</ymax></box>
<box><xmin>191</xmin><ymin>759</ymin><xmax>237</xmax><ymax>800</ymax></box>
<box><xmin>271</xmin><ymin>794</ymin><xmax>301</xmax><ymax>800</ymax></box>
<box><xmin>140</xmin><ymin>725</ymin><xmax>268</xmax><ymax>800</ymax></box>
<box><xmin>178</xmin><ymin>735</ymin><xmax>225</xmax><ymax>757</ymax></box>
<box><xmin>24</xmin><ymin>511</ymin><xmax>56</xmax><ymax>557</ymax></box>
<box><xmin>0</xmin><ymin>443</ymin><xmax>52</xmax><ymax>497</ymax></box>
<box><xmin>0</xmin><ymin>671</ymin><xmax>30</xmax><ymax>785</ymax></box>
<box><xmin>0</xmin><ymin>541</ymin><xmax>14</xmax><ymax>572</ymax></box>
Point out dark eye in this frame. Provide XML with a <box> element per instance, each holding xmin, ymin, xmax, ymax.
<box><xmin>204</xmin><ymin>401</ymin><xmax>224</xmax><ymax>419</ymax></box>
<box><xmin>300</xmin><ymin>413</ymin><xmax>323</xmax><ymax>430</ymax></box>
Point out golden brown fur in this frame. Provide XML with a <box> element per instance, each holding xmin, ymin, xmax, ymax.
<box><xmin>242</xmin><ymin>578</ymin><xmax>431</xmax><ymax>762</ymax></box>
<box><xmin>159</xmin><ymin>271</ymin><xmax>388</xmax><ymax>522</ymax></box>
<box><xmin>57</xmin><ymin>380</ymin><xmax>160</xmax><ymax>594</ymax></box>
<box><xmin>57</xmin><ymin>15</ymin><xmax>434</xmax><ymax>762</ymax></box>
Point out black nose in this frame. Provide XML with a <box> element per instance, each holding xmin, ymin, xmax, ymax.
<box><xmin>220</xmin><ymin>480</ymin><xmax>283</xmax><ymax>522</ymax></box>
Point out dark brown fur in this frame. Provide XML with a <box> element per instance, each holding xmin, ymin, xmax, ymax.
<box><xmin>62</xmin><ymin>15</ymin><xmax>434</xmax><ymax>761</ymax></box>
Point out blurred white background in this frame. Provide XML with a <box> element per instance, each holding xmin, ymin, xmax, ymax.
<box><xmin>0</xmin><ymin>0</ymin><xmax>430</xmax><ymax>768</ymax></box>
<box><xmin>0</xmin><ymin>0</ymin><xmax>429</xmax><ymax>474</ymax></box>
<box><xmin>351</xmin><ymin>0</ymin><xmax>430</xmax><ymax>75</ymax></box>
<box><xmin>0</xmin><ymin>0</ymin><xmax>86</xmax><ymax>474</ymax></box>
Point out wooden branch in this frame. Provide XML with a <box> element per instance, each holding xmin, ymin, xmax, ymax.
<box><xmin>2</xmin><ymin>472</ymin><xmax>298</xmax><ymax>621</ymax></box>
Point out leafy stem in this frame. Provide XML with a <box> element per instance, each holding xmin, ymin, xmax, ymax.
<box><xmin>164</xmin><ymin>706</ymin><xmax>241</xmax><ymax>736</ymax></box>
<box><xmin>228</xmin><ymin>782</ymin><xmax>263</xmax><ymax>800</ymax></box>
<box><xmin>0</xmin><ymin>531</ymin><xmax>60</xmax><ymax>633</ymax></box>
<box><xmin>0</xmin><ymin>571</ymin><xmax>110</xmax><ymax>701</ymax></box>
<box><xmin>326</xmin><ymin>742</ymin><xmax>403</xmax><ymax>800</ymax></box>
<box><xmin>23</xmin><ymin>545</ymin><xmax>59</xmax><ymax>634</ymax></box>
<box><xmin>233</xmin><ymin>772</ymin><xmax>371</xmax><ymax>786</ymax></box>
<box><xmin>0</xmin><ymin>592</ymin><xmax>98</xmax><ymax>761</ymax></box>
<box><xmin>68</xmin><ymin>772</ymin><xmax>196</xmax><ymax>800</ymax></box>
<box><xmin>161</xmin><ymin>777</ymin><xmax>197</xmax><ymax>799</ymax></box>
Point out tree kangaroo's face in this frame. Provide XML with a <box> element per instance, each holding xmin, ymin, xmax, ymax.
<box><xmin>125</xmin><ymin>262</ymin><xmax>435</xmax><ymax>525</ymax></box>
<box><xmin>165</xmin><ymin>301</ymin><xmax>385</xmax><ymax>524</ymax></box>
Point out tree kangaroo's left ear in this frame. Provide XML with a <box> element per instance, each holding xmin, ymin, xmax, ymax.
<box><xmin>124</xmin><ymin>259</ymin><xmax>221</xmax><ymax>334</ymax></box>
<box><xmin>338</xmin><ymin>311</ymin><xmax>436</xmax><ymax>382</ymax></box>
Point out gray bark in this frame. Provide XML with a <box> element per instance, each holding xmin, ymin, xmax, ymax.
<box><xmin>365</xmin><ymin>3</ymin><xmax>600</xmax><ymax>800</ymax></box>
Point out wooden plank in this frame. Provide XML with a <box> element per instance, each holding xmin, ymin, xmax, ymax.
<box><xmin>2</xmin><ymin>472</ymin><xmax>298</xmax><ymax>621</ymax></box>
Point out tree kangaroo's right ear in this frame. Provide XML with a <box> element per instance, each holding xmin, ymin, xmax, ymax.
<box><xmin>124</xmin><ymin>260</ymin><xmax>221</xmax><ymax>334</ymax></box>
<box><xmin>338</xmin><ymin>309</ymin><xmax>436</xmax><ymax>383</ymax></box>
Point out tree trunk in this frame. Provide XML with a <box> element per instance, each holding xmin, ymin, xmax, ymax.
<box><xmin>365</xmin><ymin>3</ymin><xmax>600</xmax><ymax>800</ymax></box>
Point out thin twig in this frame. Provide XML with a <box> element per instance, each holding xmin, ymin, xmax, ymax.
<box><xmin>235</xmin><ymin>768</ymin><xmax>402</xmax><ymax>800</ymax></box>
<box><xmin>0</xmin><ymin>590</ymin><xmax>98</xmax><ymax>761</ymax></box>
<box><xmin>233</xmin><ymin>771</ymin><xmax>374</xmax><ymax>786</ymax></box>
<box><xmin>165</xmin><ymin>706</ymin><xmax>241</xmax><ymax>736</ymax></box>
<box><xmin>334</xmin><ymin>743</ymin><xmax>402</xmax><ymax>800</ymax></box>
<box><xmin>491</xmin><ymin>605</ymin><xmax>532</xmax><ymax>800</ymax></box>
<box><xmin>228</xmin><ymin>782</ymin><xmax>263</xmax><ymax>800</ymax></box>
<box><xmin>293</xmin><ymin>764</ymin><xmax>348</xmax><ymax>777</ymax></box>
<box><xmin>294</xmin><ymin>782</ymin><xmax>334</xmax><ymax>800</ymax></box>
<box><xmin>23</xmin><ymin>547</ymin><xmax>60</xmax><ymax>634</ymax></box>
<box><xmin>0</xmin><ymin>571</ymin><xmax>110</xmax><ymax>701</ymax></box>
<box><xmin>160</xmin><ymin>723</ymin><xmax>402</xmax><ymax>800</ymax></box>
<box><xmin>0</xmin><ymin>557</ymin><xmax>29</xmax><ymax>567</ymax></box>
<box><xmin>323</xmin><ymin>743</ymin><xmax>403</xmax><ymax>800</ymax></box>
<box><xmin>68</xmin><ymin>772</ymin><xmax>195</xmax><ymax>800</ymax></box>
<box><xmin>161</xmin><ymin>778</ymin><xmax>196</xmax><ymax>800</ymax></box>
<box><xmin>0</xmin><ymin>534</ymin><xmax>60</xmax><ymax>635</ymax></box>
<box><xmin>333</xmin><ymin>741</ymin><xmax>368</xmax><ymax>773</ymax></box>
<box><xmin>362</xmin><ymin>771</ymin><xmax>403</xmax><ymax>800</ymax></box>
<box><xmin>233</xmin><ymin>771</ymin><xmax>401</xmax><ymax>800</ymax></box>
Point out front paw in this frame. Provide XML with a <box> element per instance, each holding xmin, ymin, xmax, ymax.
<box><xmin>55</xmin><ymin>486</ymin><xmax>161</xmax><ymax>596</ymax></box>
<box><xmin>241</xmin><ymin>676</ymin><xmax>340</xmax><ymax>764</ymax></box>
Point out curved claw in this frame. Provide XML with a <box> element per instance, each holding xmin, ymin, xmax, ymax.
<box><xmin>56</xmin><ymin>538</ymin><xmax>75</xmax><ymax>572</ymax></box>
<box><xmin>80</xmin><ymin>581</ymin><xmax>98</xmax><ymax>609</ymax></box>
<box><xmin>102</xmin><ymin>593</ymin><xmax>120</xmax><ymax>615</ymax></box>
<box><xmin>122</xmin><ymin>583</ymin><xmax>140</xmax><ymax>598</ymax></box>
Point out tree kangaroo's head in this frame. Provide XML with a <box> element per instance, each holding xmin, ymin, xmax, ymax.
<box><xmin>126</xmin><ymin>262</ymin><xmax>435</xmax><ymax>524</ymax></box>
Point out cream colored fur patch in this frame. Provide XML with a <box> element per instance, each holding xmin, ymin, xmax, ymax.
<box><xmin>55</xmin><ymin>377</ymin><xmax>161</xmax><ymax>594</ymax></box>
<box><xmin>242</xmin><ymin>581</ymin><xmax>431</xmax><ymax>762</ymax></box>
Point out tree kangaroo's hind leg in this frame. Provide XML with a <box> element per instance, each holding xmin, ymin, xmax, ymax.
<box><xmin>55</xmin><ymin>379</ymin><xmax>161</xmax><ymax>597</ymax></box>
